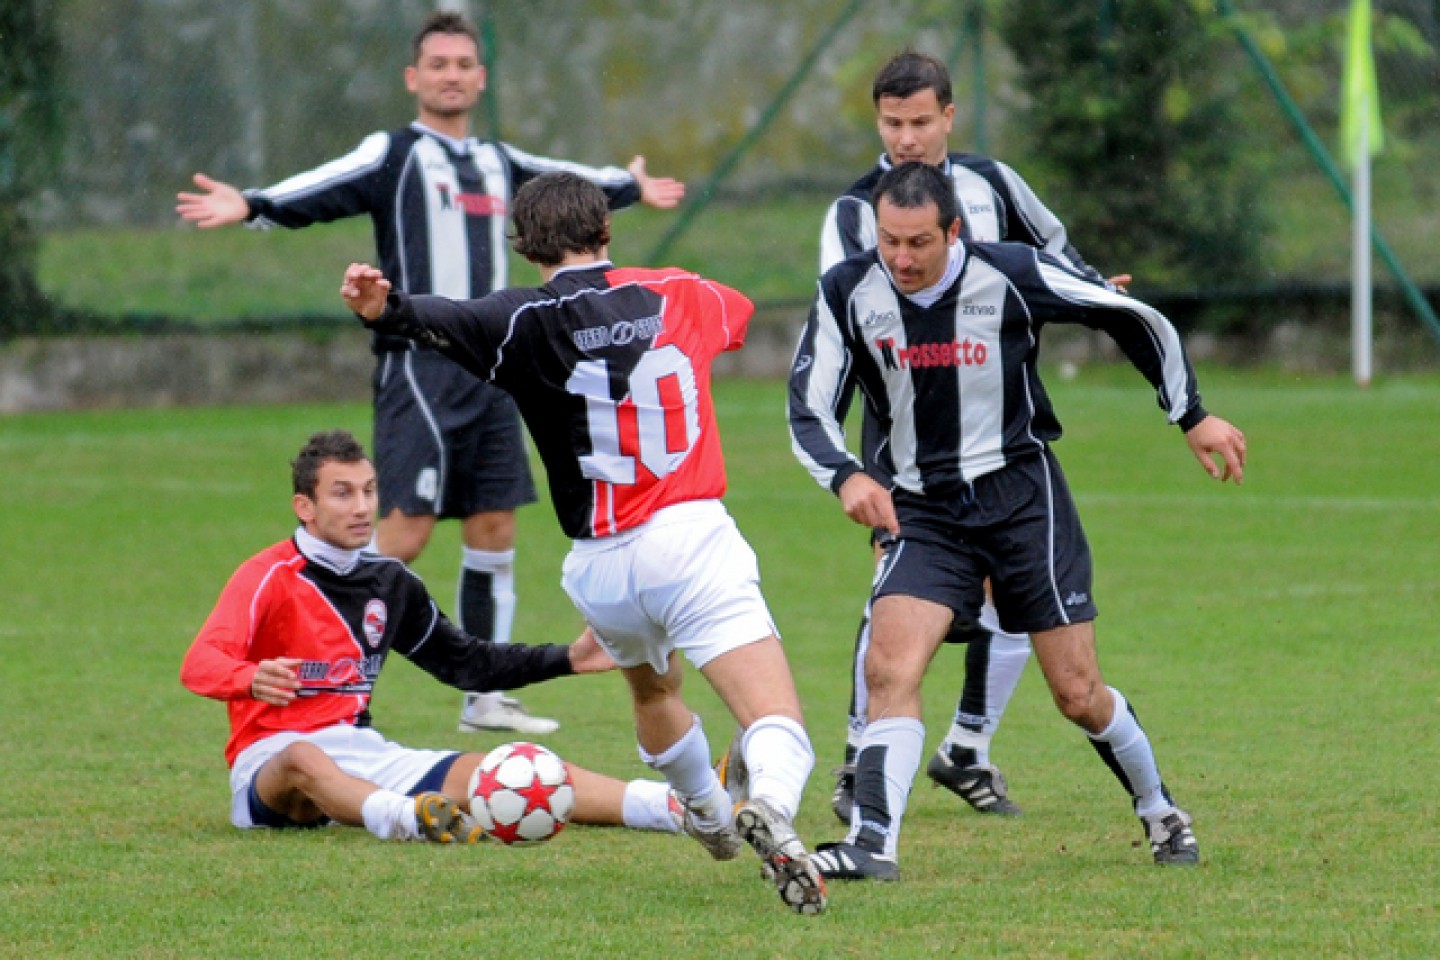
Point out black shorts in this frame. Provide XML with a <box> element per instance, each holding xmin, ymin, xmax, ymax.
<box><xmin>872</xmin><ymin>448</ymin><xmax>1098</xmax><ymax>634</ymax></box>
<box><xmin>373</xmin><ymin>347</ymin><xmax>538</xmax><ymax>520</ymax></box>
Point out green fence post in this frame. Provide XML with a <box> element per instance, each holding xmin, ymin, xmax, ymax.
<box><xmin>645</xmin><ymin>0</ymin><xmax>869</xmax><ymax>266</ymax></box>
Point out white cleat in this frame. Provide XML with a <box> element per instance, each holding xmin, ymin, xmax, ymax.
<box><xmin>734</xmin><ymin>798</ymin><xmax>827</xmax><ymax>916</ymax></box>
<box><xmin>458</xmin><ymin>695</ymin><xmax>559</xmax><ymax>736</ymax></box>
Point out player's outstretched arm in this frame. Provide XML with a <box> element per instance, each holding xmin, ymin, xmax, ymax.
<box><xmin>838</xmin><ymin>473</ymin><xmax>900</xmax><ymax>535</ymax></box>
<box><xmin>340</xmin><ymin>263</ymin><xmax>392</xmax><ymax>321</ymax></box>
<box><xmin>628</xmin><ymin>155</ymin><xmax>685</xmax><ymax>209</ymax></box>
<box><xmin>1184</xmin><ymin>414</ymin><xmax>1247</xmax><ymax>485</ymax></box>
<box><xmin>566</xmin><ymin>627</ymin><xmax>617</xmax><ymax>675</ymax></box>
<box><xmin>176</xmin><ymin>173</ymin><xmax>250</xmax><ymax>228</ymax></box>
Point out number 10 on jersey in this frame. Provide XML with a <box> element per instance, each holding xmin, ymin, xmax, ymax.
<box><xmin>566</xmin><ymin>344</ymin><xmax>701</xmax><ymax>485</ymax></box>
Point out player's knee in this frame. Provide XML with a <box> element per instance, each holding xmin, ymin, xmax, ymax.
<box><xmin>1050</xmin><ymin>679</ymin><xmax>1104</xmax><ymax>728</ymax></box>
<box><xmin>275</xmin><ymin>741</ymin><xmax>334</xmax><ymax>787</ymax></box>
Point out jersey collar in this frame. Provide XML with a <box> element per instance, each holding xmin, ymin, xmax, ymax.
<box><xmin>294</xmin><ymin>526</ymin><xmax>363</xmax><ymax>575</ymax></box>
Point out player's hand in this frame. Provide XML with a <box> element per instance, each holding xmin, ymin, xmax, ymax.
<box><xmin>1185</xmin><ymin>414</ymin><xmax>1247</xmax><ymax>485</ymax></box>
<box><xmin>566</xmin><ymin>627</ymin><xmax>617</xmax><ymax>675</ymax></box>
<box><xmin>628</xmin><ymin>155</ymin><xmax>685</xmax><ymax>209</ymax></box>
<box><xmin>340</xmin><ymin>263</ymin><xmax>392</xmax><ymax>321</ymax></box>
<box><xmin>176</xmin><ymin>173</ymin><xmax>249</xmax><ymax>228</ymax></box>
<box><xmin>838</xmin><ymin>473</ymin><xmax>899</xmax><ymax>535</ymax></box>
<box><xmin>1106</xmin><ymin>273</ymin><xmax>1132</xmax><ymax>294</ymax></box>
<box><xmin>250</xmin><ymin>657</ymin><xmax>303</xmax><ymax>706</ymax></box>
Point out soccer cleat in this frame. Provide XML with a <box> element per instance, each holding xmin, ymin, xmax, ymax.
<box><xmin>414</xmin><ymin>792</ymin><xmax>484</xmax><ymax>844</ymax></box>
<box><xmin>811</xmin><ymin>840</ymin><xmax>901</xmax><ymax>882</ymax></box>
<box><xmin>457</xmin><ymin>695</ymin><xmax>560</xmax><ymax>736</ymax></box>
<box><xmin>1142</xmin><ymin>808</ymin><xmax>1200</xmax><ymax>866</ymax></box>
<box><xmin>925</xmin><ymin>752</ymin><xmax>1023</xmax><ymax>816</ymax></box>
<box><xmin>830</xmin><ymin>764</ymin><xmax>856</xmax><ymax>824</ymax></box>
<box><xmin>734</xmin><ymin>798</ymin><xmax>827</xmax><ymax>916</ymax></box>
<box><xmin>669</xmin><ymin>790</ymin><xmax>744</xmax><ymax>861</ymax></box>
<box><xmin>715</xmin><ymin>725</ymin><xmax>749</xmax><ymax>804</ymax></box>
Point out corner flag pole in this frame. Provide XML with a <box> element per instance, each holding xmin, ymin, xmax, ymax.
<box><xmin>1341</xmin><ymin>0</ymin><xmax>1383</xmax><ymax>387</ymax></box>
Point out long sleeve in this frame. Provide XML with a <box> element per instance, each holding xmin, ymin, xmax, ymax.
<box><xmin>180</xmin><ymin>558</ymin><xmax>274</xmax><ymax>701</ymax></box>
<box><xmin>501</xmin><ymin>143</ymin><xmax>641</xmax><ymax>210</ymax></box>
<box><xmin>243</xmin><ymin>133</ymin><xmax>391</xmax><ymax>230</ymax></box>
<box><xmin>788</xmin><ymin>279</ymin><xmax>865</xmax><ymax>494</ymax></box>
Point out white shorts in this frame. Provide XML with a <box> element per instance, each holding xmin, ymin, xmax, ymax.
<box><xmin>561</xmin><ymin>500</ymin><xmax>778</xmax><ymax>674</ymax></box>
<box><xmin>228</xmin><ymin>725</ymin><xmax>455</xmax><ymax>829</ymax></box>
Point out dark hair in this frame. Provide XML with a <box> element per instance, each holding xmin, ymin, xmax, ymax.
<box><xmin>872</xmin><ymin>161</ymin><xmax>958</xmax><ymax>233</ymax></box>
<box><xmin>872</xmin><ymin>50</ymin><xmax>952</xmax><ymax>107</ymax></box>
<box><xmin>412</xmin><ymin>10</ymin><xmax>480</xmax><ymax>65</ymax></box>
<box><xmin>510</xmin><ymin>173</ymin><xmax>611</xmax><ymax>267</ymax></box>
<box><xmin>292</xmin><ymin>430</ymin><xmax>369</xmax><ymax>498</ymax></box>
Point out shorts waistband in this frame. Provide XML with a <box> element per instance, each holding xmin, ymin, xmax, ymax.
<box><xmin>569</xmin><ymin>500</ymin><xmax>728</xmax><ymax>555</ymax></box>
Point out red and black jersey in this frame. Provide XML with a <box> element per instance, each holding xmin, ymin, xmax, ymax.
<box><xmin>181</xmin><ymin>533</ymin><xmax>572</xmax><ymax>767</ymax></box>
<box><xmin>365</xmin><ymin>263</ymin><xmax>753</xmax><ymax>539</ymax></box>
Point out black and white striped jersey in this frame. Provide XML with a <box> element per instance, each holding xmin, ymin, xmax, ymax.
<box><xmin>242</xmin><ymin>122</ymin><xmax>640</xmax><ymax>348</ymax></box>
<box><xmin>788</xmin><ymin>241</ymin><xmax>1206</xmax><ymax>497</ymax></box>
<box><xmin>819</xmin><ymin>152</ymin><xmax>1101</xmax><ymax>280</ymax></box>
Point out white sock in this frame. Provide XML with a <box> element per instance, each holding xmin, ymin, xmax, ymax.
<box><xmin>459</xmin><ymin>547</ymin><xmax>516</xmax><ymax>708</ymax></box>
<box><xmin>360</xmin><ymin>789</ymin><xmax>421</xmax><ymax>841</ymax></box>
<box><xmin>742</xmin><ymin>715</ymin><xmax>814</xmax><ymax>821</ymax></box>
<box><xmin>850</xmin><ymin>716</ymin><xmax>924</xmax><ymax>860</ymax></box>
<box><xmin>638</xmin><ymin>716</ymin><xmax>729</xmax><ymax>831</ymax></box>
<box><xmin>620</xmin><ymin>779</ymin><xmax>680</xmax><ymax>833</ymax></box>
<box><xmin>941</xmin><ymin>628</ymin><xmax>1032</xmax><ymax>764</ymax></box>
<box><xmin>1090</xmin><ymin>686</ymin><xmax>1169</xmax><ymax>818</ymax></box>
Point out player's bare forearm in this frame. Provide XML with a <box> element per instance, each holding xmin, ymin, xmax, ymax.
<box><xmin>340</xmin><ymin>263</ymin><xmax>391</xmax><ymax>321</ymax></box>
<box><xmin>1185</xmin><ymin>414</ymin><xmax>1247</xmax><ymax>485</ymax></box>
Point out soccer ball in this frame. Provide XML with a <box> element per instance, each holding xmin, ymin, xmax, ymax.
<box><xmin>467</xmin><ymin>741</ymin><xmax>574</xmax><ymax>845</ymax></box>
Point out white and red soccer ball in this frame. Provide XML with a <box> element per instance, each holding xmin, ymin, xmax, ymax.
<box><xmin>467</xmin><ymin>741</ymin><xmax>574</xmax><ymax>845</ymax></box>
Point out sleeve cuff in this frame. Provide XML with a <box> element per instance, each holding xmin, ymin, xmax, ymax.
<box><xmin>1178</xmin><ymin>404</ymin><xmax>1209</xmax><ymax>432</ymax></box>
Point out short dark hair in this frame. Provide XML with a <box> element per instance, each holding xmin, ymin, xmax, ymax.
<box><xmin>872</xmin><ymin>50</ymin><xmax>952</xmax><ymax>108</ymax></box>
<box><xmin>412</xmin><ymin>10</ymin><xmax>480</xmax><ymax>64</ymax></box>
<box><xmin>510</xmin><ymin>173</ymin><xmax>611</xmax><ymax>267</ymax></box>
<box><xmin>872</xmin><ymin>161</ymin><xmax>958</xmax><ymax>233</ymax></box>
<box><xmin>292</xmin><ymin>430</ymin><xmax>369</xmax><ymax>498</ymax></box>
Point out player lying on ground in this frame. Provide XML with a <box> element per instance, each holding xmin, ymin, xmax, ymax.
<box><xmin>180</xmin><ymin>429</ymin><xmax>682</xmax><ymax>843</ymax></box>
<box><xmin>341</xmin><ymin>172</ymin><xmax>827</xmax><ymax>915</ymax></box>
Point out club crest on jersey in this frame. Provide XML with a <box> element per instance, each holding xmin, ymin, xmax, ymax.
<box><xmin>363</xmin><ymin>599</ymin><xmax>387</xmax><ymax>648</ymax></box>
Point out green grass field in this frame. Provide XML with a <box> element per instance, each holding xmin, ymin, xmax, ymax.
<box><xmin>2</xmin><ymin>369</ymin><xmax>1438</xmax><ymax>958</ymax></box>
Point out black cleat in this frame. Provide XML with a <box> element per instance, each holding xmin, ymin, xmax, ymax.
<box><xmin>925</xmin><ymin>752</ymin><xmax>1022</xmax><ymax>816</ymax></box>
<box><xmin>830</xmin><ymin>764</ymin><xmax>856</xmax><ymax>824</ymax></box>
<box><xmin>1142</xmin><ymin>808</ymin><xmax>1200</xmax><ymax>866</ymax></box>
<box><xmin>811</xmin><ymin>840</ymin><xmax>901</xmax><ymax>882</ymax></box>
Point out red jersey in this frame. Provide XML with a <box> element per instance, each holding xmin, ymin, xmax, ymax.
<box><xmin>367</xmin><ymin>264</ymin><xmax>752</xmax><ymax>539</ymax></box>
<box><xmin>181</xmin><ymin>534</ymin><xmax>572</xmax><ymax>766</ymax></box>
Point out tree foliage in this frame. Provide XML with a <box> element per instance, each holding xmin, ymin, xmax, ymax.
<box><xmin>0</xmin><ymin>0</ymin><xmax>61</xmax><ymax>336</ymax></box>
<box><xmin>996</xmin><ymin>0</ymin><xmax>1265</xmax><ymax>288</ymax></box>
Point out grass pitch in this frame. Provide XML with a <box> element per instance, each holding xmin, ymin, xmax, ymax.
<box><xmin>1</xmin><ymin>368</ymin><xmax>1437</xmax><ymax>958</ymax></box>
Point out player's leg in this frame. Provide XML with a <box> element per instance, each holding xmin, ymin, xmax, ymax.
<box><xmin>249</xmin><ymin>740</ymin><xmax>477</xmax><ymax>843</ymax></box>
<box><xmin>1029</xmin><ymin>621</ymin><xmax>1198</xmax><ymax>864</ymax></box>
<box><xmin>622</xmin><ymin>653</ymin><xmax>741</xmax><ymax>857</ymax></box>
<box><xmin>438</xmin><ymin>751</ymin><xmax>679</xmax><ymax>833</ymax></box>
<box><xmin>926</xmin><ymin>598</ymin><xmax>1030</xmax><ymax>815</ymax></box>
<box><xmin>449</xmin><ymin>383</ymin><xmax>551</xmax><ymax>734</ymax></box>
<box><xmin>830</xmin><ymin>602</ymin><xmax>870</xmax><ymax>823</ymax></box>
<box><xmin>1011</xmin><ymin>449</ymin><xmax>1197</xmax><ymax>865</ymax></box>
<box><xmin>811</xmin><ymin>593</ymin><xmax>949</xmax><ymax>882</ymax></box>
<box><xmin>375</xmin><ymin>509</ymin><xmax>437</xmax><ymax>562</ymax></box>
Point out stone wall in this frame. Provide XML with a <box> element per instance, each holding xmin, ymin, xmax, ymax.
<box><xmin>1</xmin><ymin>304</ymin><xmax>1435</xmax><ymax>413</ymax></box>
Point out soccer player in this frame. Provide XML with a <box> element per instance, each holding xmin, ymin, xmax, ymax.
<box><xmin>176</xmin><ymin>10</ymin><xmax>685</xmax><ymax>737</ymax></box>
<box><xmin>789</xmin><ymin>162</ymin><xmax>1246</xmax><ymax>880</ymax></box>
<box><xmin>181</xmin><ymin>429</ymin><xmax>684</xmax><ymax>843</ymax></box>
<box><xmin>818</xmin><ymin>49</ymin><xmax>1128</xmax><ymax>824</ymax></box>
<box><xmin>341</xmin><ymin>173</ymin><xmax>827</xmax><ymax>915</ymax></box>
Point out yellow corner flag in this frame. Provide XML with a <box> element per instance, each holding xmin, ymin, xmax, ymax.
<box><xmin>1340</xmin><ymin>0</ymin><xmax>1384</xmax><ymax>169</ymax></box>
